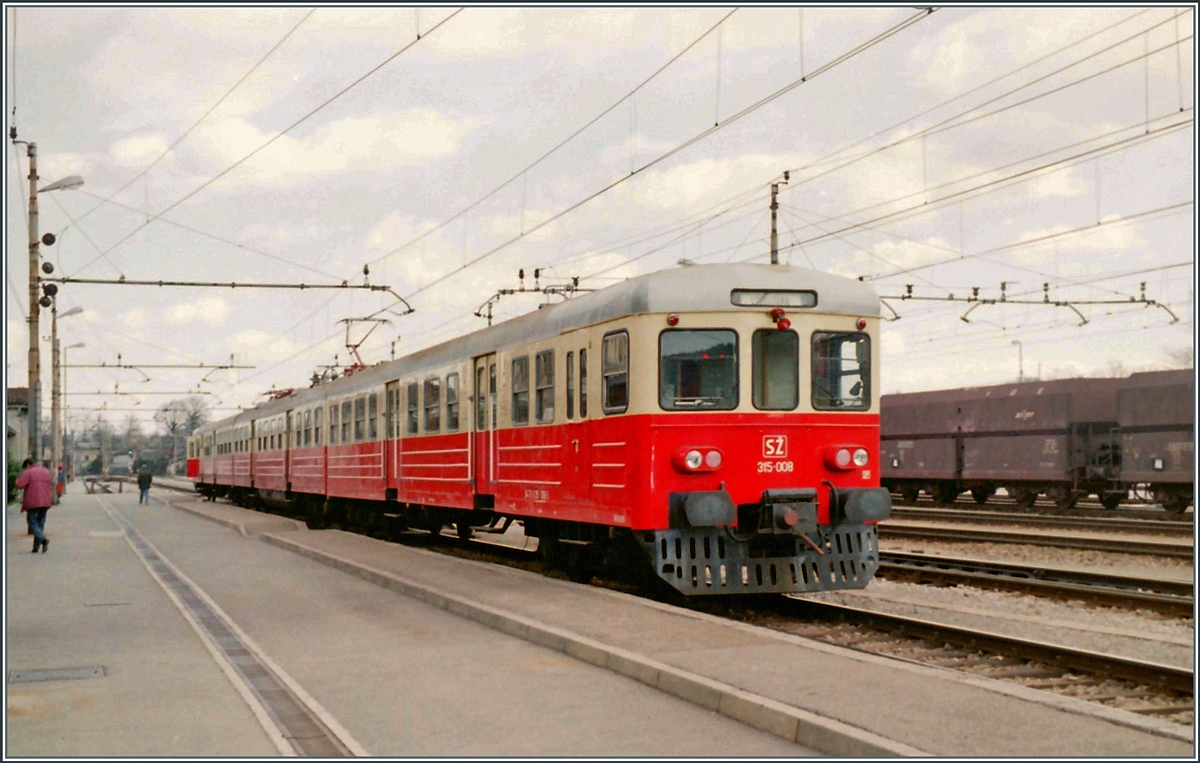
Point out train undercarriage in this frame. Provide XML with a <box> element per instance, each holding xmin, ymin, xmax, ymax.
<box><xmin>190</xmin><ymin>482</ymin><xmax>891</xmax><ymax>594</ymax></box>
<box><xmin>888</xmin><ymin>480</ymin><xmax>1193</xmax><ymax>513</ymax></box>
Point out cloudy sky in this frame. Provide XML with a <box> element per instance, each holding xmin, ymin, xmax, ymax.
<box><xmin>4</xmin><ymin>5</ymin><xmax>1195</xmax><ymax>435</ymax></box>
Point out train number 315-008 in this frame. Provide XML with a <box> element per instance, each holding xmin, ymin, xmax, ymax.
<box><xmin>757</xmin><ymin>461</ymin><xmax>795</xmax><ymax>473</ymax></box>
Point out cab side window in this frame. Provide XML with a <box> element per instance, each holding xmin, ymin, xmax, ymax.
<box><xmin>602</xmin><ymin>332</ymin><xmax>628</xmax><ymax>414</ymax></box>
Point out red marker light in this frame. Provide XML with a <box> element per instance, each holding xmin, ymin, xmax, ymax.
<box><xmin>667</xmin><ymin>314</ymin><xmax>679</xmax><ymax>326</ymax></box>
<box><xmin>769</xmin><ymin>307</ymin><xmax>786</xmax><ymax>322</ymax></box>
<box><xmin>702</xmin><ymin>353</ymin><xmax>709</xmax><ymax>359</ymax></box>
<box><xmin>777</xmin><ymin>318</ymin><xmax>791</xmax><ymax>330</ymax></box>
<box><xmin>856</xmin><ymin>318</ymin><xmax>867</xmax><ymax>330</ymax></box>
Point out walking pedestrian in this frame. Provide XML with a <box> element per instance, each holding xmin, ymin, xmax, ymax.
<box><xmin>16</xmin><ymin>459</ymin><xmax>54</xmax><ymax>553</ymax></box>
<box><xmin>19</xmin><ymin>458</ymin><xmax>34</xmax><ymax>535</ymax></box>
<box><xmin>137</xmin><ymin>465</ymin><xmax>153</xmax><ymax>504</ymax></box>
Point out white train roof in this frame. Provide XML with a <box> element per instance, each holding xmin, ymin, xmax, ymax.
<box><xmin>195</xmin><ymin>264</ymin><xmax>879</xmax><ymax>433</ymax></box>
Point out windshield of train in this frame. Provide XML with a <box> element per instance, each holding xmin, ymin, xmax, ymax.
<box><xmin>659</xmin><ymin>329</ymin><xmax>738</xmax><ymax>410</ymax></box>
<box><xmin>812</xmin><ymin>332</ymin><xmax>869</xmax><ymax>410</ymax></box>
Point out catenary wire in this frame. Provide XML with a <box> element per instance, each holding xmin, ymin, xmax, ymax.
<box><xmin>71</xmin><ymin>8</ymin><xmax>465</xmax><ymax>276</ymax></box>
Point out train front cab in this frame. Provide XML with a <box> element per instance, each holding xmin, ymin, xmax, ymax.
<box><xmin>619</xmin><ymin>302</ymin><xmax>890</xmax><ymax>595</ymax></box>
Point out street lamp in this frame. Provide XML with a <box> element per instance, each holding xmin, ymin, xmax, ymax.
<box><xmin>51</xmin><ymin>301</ymin><xmax>84</xmax><ymax>503</ymax></box>
<box><xmin>1011</xmin><ymin>340</ymin><xmax>1024</xmax><ymax>383</ymax></box>
<box><xmin>11</xmin><ymin>132</ymin><xmax>85</xmax><ymax>463</ymax></box>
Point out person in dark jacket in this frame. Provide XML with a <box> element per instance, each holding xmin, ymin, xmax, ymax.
<box><xmin>137</xmin><ymin>465</ymin><xmax>153</xmax><ymax>504</ymax></box>
<box><xmin>16</xmin><ymin>459</ymin><xmax>54</xmax><ymax>553</ymax></box>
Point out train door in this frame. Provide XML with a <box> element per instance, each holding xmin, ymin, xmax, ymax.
<box><xmin>285</xmin><ymin>409</ymin><xmax>294</xmax><ymax>491</ymax></box>
<box><xmin>472</xmin><ymin>354</ymin><xmax>497</xmax><ymax>497</ymax></box>
<box><xmin>384</xmin><ymin>380</ymin><xmax>400</xmax><ymax>490</ymax></box>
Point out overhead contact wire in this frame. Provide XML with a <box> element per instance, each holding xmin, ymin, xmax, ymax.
<box><xmin>404</xmin><ymin>7</ymin><xmax>939</xmax><ymax>302</ymax></box>
<box><xmin>75</xmin><ymin>8</ymin><xmax>464</xmax><ymax>275</ymax></box>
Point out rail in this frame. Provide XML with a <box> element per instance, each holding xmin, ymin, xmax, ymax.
<box><xmin>878</xmin><ymin>523</ymin><xmax>1194</xmax><ymax>559</ymax></box>
<box><xmin>877</xmin><ymin>551</ymin><xmax>1194</xmax><ymax>617</ymax></box>
<box><xmin>779</xmin><ymin>597</ymin><xmax>1194</xmax><ymax>694</ymax></box>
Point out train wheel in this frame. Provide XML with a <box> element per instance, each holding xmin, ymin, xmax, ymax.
<box><xmin>1161</xmin><ymin>494</ymin><xmax>1192</xmax><ymax>514</ymax></box>
<box><xmin>1010</xmin><ymin>488</ymin><xmax>1037</xmax><ymax>508</ymax></box>
<box><xmin>1101</xmin><ymin>494</ymin><xmax>1122</xmax><ymax>511</ymax></box>
<box><xmin>970</xmin><ymin>488</ymin><xmax>992</xmax><ymax>505</ymax></box>
<box><xmin>900</xmin><ymin>486</ymin><xmax>920</xmax><ymax>504</ymax></box>
<box><xmin>934</xmin><ymin>485</ymin><xmax>960</xmax><ymax>504</ymax></box>
<box><xmin>1046</xmin><ymin>487</ymin><xmax>1077</xmax><ymax>510</ymax></box>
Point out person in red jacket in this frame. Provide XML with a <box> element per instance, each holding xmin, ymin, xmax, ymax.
<box><xmin>16</xmin><ymin>459</ymin><xmax>54</xmax><ymax>553</ymax></box>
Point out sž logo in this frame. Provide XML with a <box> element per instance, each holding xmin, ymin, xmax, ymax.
<box><xmin>762</xmin><ymin>435</ymin><xmax>787</xmax><ymax>459</ymax></box>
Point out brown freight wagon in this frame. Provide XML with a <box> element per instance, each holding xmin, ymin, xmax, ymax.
<box><xmin>881</xmin><ymin>376</ymin><xmax>1129</xmax><ymax>509</ymax></box>
<box><xmin>1116</xmin><ymin>369</ymin><xmax>1194</xmax><ymax>513</ymax></box>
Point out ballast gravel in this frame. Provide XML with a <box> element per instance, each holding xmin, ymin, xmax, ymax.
<box><xmin>878</xmin><ymin>538</ymin><xmax>1194</xmax><ymax>581</ymax></box>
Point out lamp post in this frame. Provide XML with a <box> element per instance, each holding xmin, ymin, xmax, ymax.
<box><xmin>1012</xmin><ymin>340</ymin><xmax>1024</xmax><ymax>383</ymax></box>
<box><xmin>11</xmin><ymin>133</ymin><xmax>84</xmax><ymax>463</ymax></box>
<box><xmin>52</xmin><ymin>309</ymin><xmax>84</xmax><ymax>503</ymax></box>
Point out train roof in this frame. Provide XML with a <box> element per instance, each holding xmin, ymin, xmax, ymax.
<box><xmin>195</xmin><ymin>263</ymin><xmax>880</xmax><ymax>434</ymax></box>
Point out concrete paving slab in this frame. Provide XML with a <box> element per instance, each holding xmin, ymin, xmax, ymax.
<box><xmin>193</xmin><ymin>502</ymin><xmax>1194</xmax><ymax>758</ymax></box>
<box><xmin>6</xmin><ymin>492</ymin><xmax>817</xmax><ymax>757</ymax></box>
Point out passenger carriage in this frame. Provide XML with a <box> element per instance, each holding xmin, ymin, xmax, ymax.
<box><xmin>191</xmin><ymin>263</ymin><xmax>892</xmax><ymax>594</ymax></box>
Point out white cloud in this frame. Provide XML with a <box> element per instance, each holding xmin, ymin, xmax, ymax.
<box><xmin>1021</xmin><ymin>167</ymin><xmax>1089</xmax><ymax>200</ymax></box>
<box><xmin>165</xmin><ymin>296</ymin><xmax>231</xmax><ymax>326</ymax></box>
<box><xmin>122</xmin><ymin>308</ymin><xmax>147</xmax><ymax>328</ymax></box>
<box><xmin>224</xmin><ymin>330</ymin><xmax>298</xmax><ymax>362</ymax></box>
<box><xmin>196</xmin><ymin>109</ymin><xmax>487</xmax><ymax>187</ymax></box>
<box><xmin>637</xmin><ymin>153</ymin><xmax>809</xmax><ymax>212</ymax></box>
<box><xmin>109</xmin><ymin>134</ymin><xmax>171</xmax><ymax>167</ymax></box>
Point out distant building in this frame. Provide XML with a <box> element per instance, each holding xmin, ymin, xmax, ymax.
<box><xmin>6</xmin><ymin>388</ymin><xmax>30</xmax><ymax>464</ymax></box>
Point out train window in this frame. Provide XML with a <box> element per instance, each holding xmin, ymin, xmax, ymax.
<box><xmin>579</xmin><ymin>349</ymin><xmax>588</xmax><ymax>418</ymax></box>
<box><xmin>602</xmin><ymin>332</ymin><xmax>628</xmax><ymax>414</ymax></box>
<box><xmin>752</xmin><ymin>329</ymin><xmax>799</xmax><ymax>410</ymax></box>
<box><xmin>368</xmin><ymin>394</ymin><xmax>378</xmax><ymax>440</ymax></box>
<box><xmin>446</xmin><ymin>374</ymin><xmax>460</xmax><ymax>432</ymax></box>
<box><xmin>342</xmin><ymin>401</ymin><xmax>352</xmax><ymax>443</ymax></box>
<box><xmin>407</xmin><ymin>383</ymin><xmax>419</xmax><ymax>435</ymax></box>
<box><xmin>304</xmin><ymin>410</ymin><xmax>312</xmax><ymax>446</ymax></box>
<box><xmin>731</xmin><ymin>288</ymin><xmax>817</xmax><ymax>308</ymax></box>
<box><xmin>512</xmin><ymin>357</ymin><xmax>530</xmax><ymax>425</ymax></box>
<box><xmin>812</xmin><ymin>332</ymin><xmax>870</xmax><ymax>411</ymax></box>
<box><xmin>329</xmin><ymin>404</ymin><xmax>339</xmax><ymax>445</ymax></box>
<box><xmin>424</xmin><ymin>379</ymin><xmax>441</xmax><ymax>433</ymax></box>
<box><xmin>354</xmin><ymin>397</ymin><xmax>366</xmax><ymax>442</ymax></box>
<box><xmin>314</xmin><ymin>407</ymin><xmax>322</xmax><ymax>446</ymax></box>
<box><xmin>535</xmin><ymin>350</ymin><xmax>555</xmax><ymax>424</ymax></box>
<box><xmin>566</xmin><ymin>351</ymin><xmax>575</xmax><ymax>420</ymax></box>
<box><xmin>658</xmin><ymin>329</ymin><xmax>738</xmax><ymax>411</ymax></box>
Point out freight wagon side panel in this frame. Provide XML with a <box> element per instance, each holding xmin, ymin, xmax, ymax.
<box><xmin>882</xmin><ymin>437</ymin><xmax>957</xmax><ymax>480</ymax></box>
<box><xmin>961</xmin><ymin>434</ymin><xmax>1072</xmax><ymax>481</ymax></box>
<box><xmin>1118</xmin><ymin>430</ymin><xmax>1195</xmax><ymax>484</ymax></box>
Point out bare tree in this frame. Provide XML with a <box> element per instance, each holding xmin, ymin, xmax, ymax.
<box><xmin>182</xmin><ymin>396</ymin><xmax>210</xmax><ymax>434</ymax></box>
<box><xmin>155</xmin><ymin>397</ymin><xmax>210</xmax><ymax>473</ymax></box>
<box><xmin>1165</xmin><ymin>345</ymin><xmax>1194</xmax><ymax>368</ymax></box>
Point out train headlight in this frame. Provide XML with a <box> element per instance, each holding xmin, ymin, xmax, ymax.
<box><xmin>825</xmin><ymin>445</ymin><xmax>865</xmax><ymax>471</ymax></box>
<box><xmin>673</xmin><ymin>447</ymin><xmax>722</xmax><ymax>473</ymax></box>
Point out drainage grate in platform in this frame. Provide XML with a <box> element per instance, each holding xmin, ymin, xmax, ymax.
<box><xmin>8</xmin><ymin>666</ymin><xmax>106</xmax><ymax>684</ymax></box>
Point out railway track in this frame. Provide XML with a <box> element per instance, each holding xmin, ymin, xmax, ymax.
<box><xmin>896</xmin><ymin>493</ymin><xmax>1193</xmax><ymax>522</ymax></box>
<box><xmin>876</xmin><ymin>551</ymin><xmax>1194</xmax><ymax>617</ymax></box>
<box><xmin>163</xmin><ymin>488</ymin><xmax>1194</xmax><ymax>724</ymax></box>
<box><xmin>878</xmin><ymin>523</ymin><xmax>1194</xmax><ymax>559</ymax></box>
<box><xmin>888</xmin><ymin>507</ymin><xmax>1193</xmax><ymax>536</ymax></box>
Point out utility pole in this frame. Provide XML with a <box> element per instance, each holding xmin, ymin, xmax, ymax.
<box><xmin>51</xmin><ymin>302</ymin><xmax>59</xmax><ymax>501</ymax></box>
<box><xmin>26</xmin><ymin>141</ymin><xmax>40</xmax><ymax>462</ymax></box>
<box><xmin>769</xmin><ymin>171</ymin><xmax>789</xmax><ymax>265</ymax></box>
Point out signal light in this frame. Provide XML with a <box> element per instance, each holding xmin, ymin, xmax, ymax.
<box><xmin>856</xmin><ymin>318</ymin><xmax>867</xmax><ymax>330</ymax></box>
<box><xmin>777</xmin><ymin>318</ymin><xmax>791</xmax><ymax>331</ymax></box>
<box><xmin>667</xmin><ymin>313</ymin><xmax>679</xmax><ymax>326</ymax></box>
<box><xmin>769</xmin><ymin>307</ymin><xmax>786</xmax><ymax>322</ymax></box>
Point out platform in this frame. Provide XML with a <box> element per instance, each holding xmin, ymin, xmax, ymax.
<box><xmin>5</xmin><ymin>488</ymin><xmax>1193</xmax><ymax>757</ymax></box>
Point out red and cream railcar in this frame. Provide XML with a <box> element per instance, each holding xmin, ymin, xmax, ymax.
<box><xmin>192</xmin><ymin>263</ymin><xmax>891</xmax><ymax>595</ymax></box>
